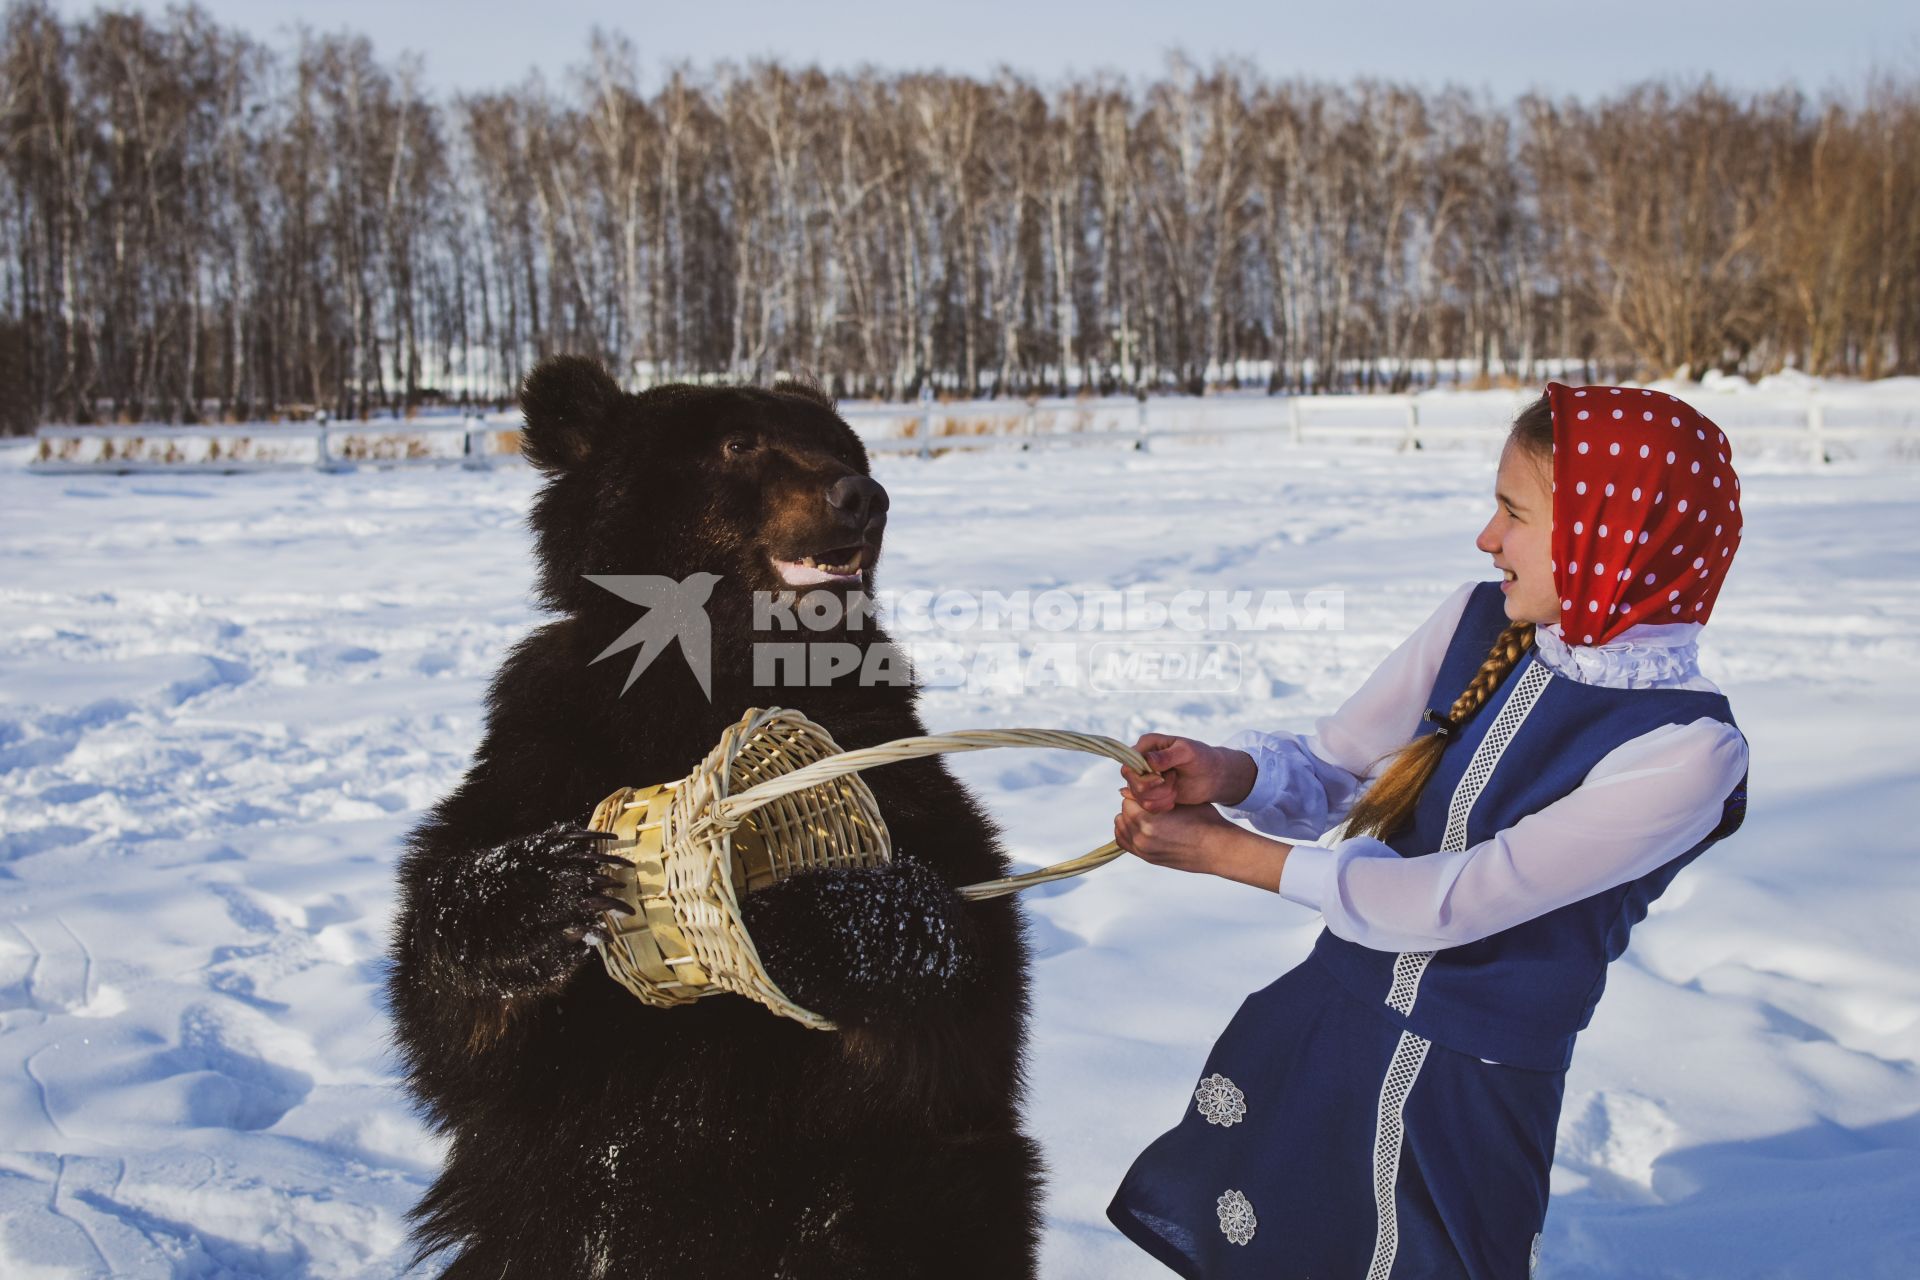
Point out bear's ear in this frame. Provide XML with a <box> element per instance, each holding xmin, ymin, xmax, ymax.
<box><xmin>770</xmin><ymin>373</ymin><xmax>835</xmax><ymax>412</ymax></box>
<box><xmin>520</xmin><ymin>356</ymin><xmax>622</xmax><ymax>472</ymax></box>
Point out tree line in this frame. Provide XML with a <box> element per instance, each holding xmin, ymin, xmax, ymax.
<box><xmin>2</xmin><ymin>0</ymin><xmax>1917</xmax><ymax>431</ymax></box>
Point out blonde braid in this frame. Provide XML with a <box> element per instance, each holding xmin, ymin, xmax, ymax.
<box><xmin>1438</xmin><ymin>622</ymin><xmax>1537</xmax><ymax>728</ymax></box>
<box><xmin>1342</xmin><ymin>622</ymin><xmax>1537</xmax><ymax>841</ymax></box>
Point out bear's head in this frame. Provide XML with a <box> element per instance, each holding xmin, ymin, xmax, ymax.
<box><xmin>518</xmin><ymin>356</ymin><xmax>890</xmax><ymax>635</ymax></box>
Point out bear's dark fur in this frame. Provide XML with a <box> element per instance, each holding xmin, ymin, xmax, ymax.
<box><xmin>387</xmin><ymin>357</ymin><xmax>1041</xmax><ymax>1278</ymax></box>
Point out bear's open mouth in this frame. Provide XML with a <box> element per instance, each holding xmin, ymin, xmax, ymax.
<box><xmin>770</xmin><ymin>543</ymin><xmax>866</xmax><ymax>586</ymax></box>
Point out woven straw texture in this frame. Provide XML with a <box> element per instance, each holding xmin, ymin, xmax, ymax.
<box><xmin>588</xmin><ymin>706</ymin><xmax>1148</xmax><ymax>1029</ymax></box>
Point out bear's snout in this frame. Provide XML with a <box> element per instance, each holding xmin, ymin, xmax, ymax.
<box><xmin>826</xmin><ymin>475</ymin><xmax>889</xmax><ymax>536</ymax></box>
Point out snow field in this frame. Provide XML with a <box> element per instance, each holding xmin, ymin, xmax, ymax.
<box><xmin>0</xmin><ymin>431</ymin><xmax>1915</xmax><ymax>1277</ymax></box>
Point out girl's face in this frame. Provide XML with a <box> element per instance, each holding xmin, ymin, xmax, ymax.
<box><xmin>1476</xmin><ymin>438</ymin><xmax>1559</xmax><ymax>626</ymax></box>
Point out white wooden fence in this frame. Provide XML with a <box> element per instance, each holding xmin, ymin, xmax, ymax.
<box><xmin>25</xmin><ymin>390</ymin><xmax>1918</xmax><ymax>474</ymax></box>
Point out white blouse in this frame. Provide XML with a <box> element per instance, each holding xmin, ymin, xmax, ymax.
<box><xmin>1222</xmin><ymin>581</ymin><xmax>1748</xmax><ymax>953</ymax></box>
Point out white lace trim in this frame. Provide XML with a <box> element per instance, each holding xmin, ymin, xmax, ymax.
<box><xmin>1365</xmin><ymin>1030</ymin><xmax>1432</xmax><ymax>1280</ymax></box>
<box><xmin>1533</xmin><ymin>620</ymin><xmax>1715</xmax><ymax>691</ymax></box>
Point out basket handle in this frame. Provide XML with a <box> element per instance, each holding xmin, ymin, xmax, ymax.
<box><xmin>712</xmin><ymin>727</ymin><xmax>1155</xmax><ymax>901</ymax></box>
<box><xmin>953</xmin><ymin>839</ymin><xmax>1127</xmax><ymax>901</ymax></box>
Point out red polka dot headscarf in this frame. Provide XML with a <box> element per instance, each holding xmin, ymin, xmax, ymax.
<box><xmin>1547</xmin><ymin>382</ymin><xmax>1743</xmax><ymax>646</ymax></box>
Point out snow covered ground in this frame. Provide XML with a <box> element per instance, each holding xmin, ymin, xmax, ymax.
<box><xmin>0</xmin><ymin>424</ymin><xmax>1916</xmax><ymax>1278</ymax></box>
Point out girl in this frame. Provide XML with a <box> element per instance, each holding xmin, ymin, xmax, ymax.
<box><xmin>1105</xmin><ymin>384</ymin><xmax>1749</xmax><ymax>1280</ymax></box>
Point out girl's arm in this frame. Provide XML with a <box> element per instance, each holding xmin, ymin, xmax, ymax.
<box><xmin>1278</xmin><ymin>717</ymin><xmax>1748</xmax><ymax>951</ymax></box>
<box><xmin>1121</xmin><ymin>718</ymin><xmax>1747</xmax><ymax>951</ymax></box>
<box><xmin>1220</xmin><ymin>581</ymin><xmax>1476</xmax><ymax>841</ymax></box>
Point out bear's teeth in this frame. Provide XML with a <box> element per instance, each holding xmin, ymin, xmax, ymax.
<box><xmin>774</xmin><ymin>557</ymin><xmax>860</xmax><ymax>585</ymax></box>
<box><xmin>788</xmin><ymin>550</ymin><xmax>860</xmax><ymax>574</ymax></box>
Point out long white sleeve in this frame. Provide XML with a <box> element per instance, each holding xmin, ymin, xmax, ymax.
<box><xmin>1220</xmin><ymin>581</ymin><xmax>1476</xmax><ymax>842</ymax></box>
<box><xmin>1277</xmin><ymin>716</ymin><xmax>1748</xmax><ymax>951</ymax></box>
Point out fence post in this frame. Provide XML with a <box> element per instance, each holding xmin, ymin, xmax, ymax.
<box><xmin>917</xmin><ymin>384</ymin><xmax>934</xmax><ymax>460</ymax></box>
<box><xmin>1401</xmin><ymin>397</ymin><xmax>1421</xmax><ymax>452</ymax></box>
<box><xmin>1288</xmin><ymin>396</ymin><xmax>1303</xmax><ymax>445</ymax></box>
<box><xmin>462</xmin><ymin>415</ymin><xmax>488</xmax><ymax>470</ymax></box>
<box><xmin>315</xmin><ymin>410</ymin><xmax>332</xmax><ymax>471</ymax></box>
<box><xmin>1808</xmin><ymin>397</ymin><xmax>1828</xmax><ymax>465</ymax></box>
<box><xmin>1135</xmin><ymin>394</ymin><xmax>1150</xmax><ymax>451</ymax></box>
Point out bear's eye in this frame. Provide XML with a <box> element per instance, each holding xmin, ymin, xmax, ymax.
<box><xmin>722</xmin><ymin>436</ymin><xmax>756</xmax><ymax>457</ymax></box>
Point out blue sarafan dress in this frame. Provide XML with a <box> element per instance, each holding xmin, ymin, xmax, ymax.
<box><xmin>1107</xmin><ymin>581</ymin><xmax>1749</xmax><ymax>1279</ymax></box>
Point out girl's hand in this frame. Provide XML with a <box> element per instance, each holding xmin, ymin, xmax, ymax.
<box><xmin>1113</xmin><ymin>793</ymin><xmax>1288</xmax><ymax>891</ymax></box>
<box><xmin>1121</xmin><ymin>733</ymin><xmax>1258</xmax><ymax>812</ymax></box>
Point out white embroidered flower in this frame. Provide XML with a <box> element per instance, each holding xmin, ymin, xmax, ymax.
<box><xmin>1216</xmin><ymin>1189</ymin><xmax>1256</xmax><ymax>1246</ymax></box>
<box><xmin>1194</xmin><ymin>1073</ymin><xmax>1247</xmax><ymax>1127</ymax></box>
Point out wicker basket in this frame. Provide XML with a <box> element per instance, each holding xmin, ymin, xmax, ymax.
<box><xmin>587</xmin><ymin>706</ymin><xmax>1150</xmax><ymax>1029</ymax></box>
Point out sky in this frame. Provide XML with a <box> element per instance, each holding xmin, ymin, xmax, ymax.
<box><xmin>47</xmin><ymin>0</ymin><xmax>1920</xmax><ymax>100</ymax></box>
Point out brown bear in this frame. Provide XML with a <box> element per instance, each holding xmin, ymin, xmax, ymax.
<box><xmin>386</xmin><ymin>356</ymin><xmax>1041</xmax><ymax>1278</ymax></box>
